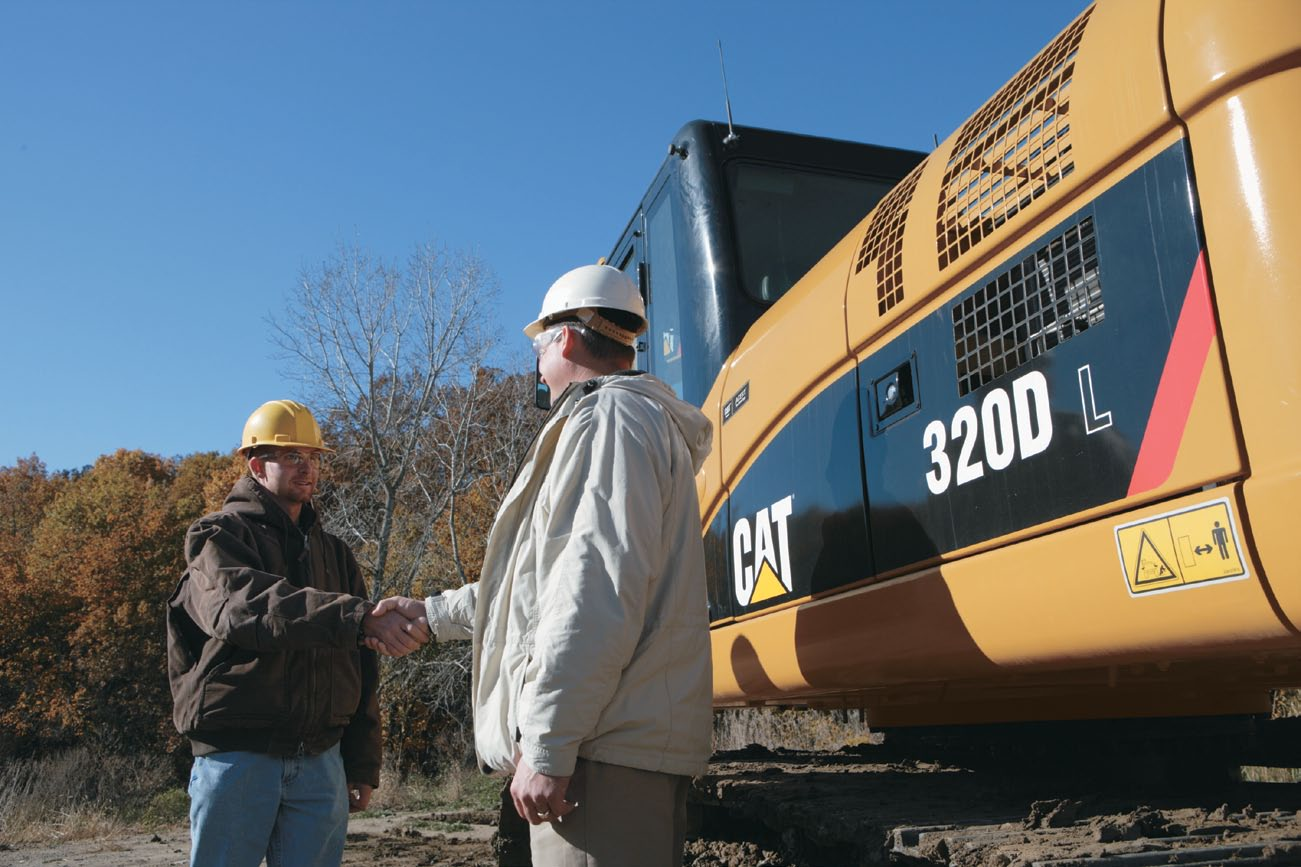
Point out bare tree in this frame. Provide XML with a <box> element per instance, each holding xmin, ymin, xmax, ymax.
<box><xmin>435</xmin><ymin>366</ymin><xmax>540</xmax><ymax>586</ymax></box>
<box><xmin>271</xmin><ymin>240</ymin><xmax>495</xmax><ymax>601</ymax></box>
<box><xmin>271</xmin><ymin>241</ymin><xmax>544</xmax><ymax>774</ymax></box>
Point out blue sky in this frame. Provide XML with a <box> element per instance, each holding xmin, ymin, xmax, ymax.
<box><xmin>1</xmin><ymin>1</ymin><xmax>1088</xmax><ymax>471</ymax></box>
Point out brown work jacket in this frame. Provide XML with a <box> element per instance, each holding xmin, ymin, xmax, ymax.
<box><xmin>166</xmin><ymin>476</ymin><xmax>381</xmax><ymax>787</ymax></box>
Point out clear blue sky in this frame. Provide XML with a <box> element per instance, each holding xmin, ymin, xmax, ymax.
<box><xmin>1</xmin><ymin>1</ymin><xmax>1088</xmax><ymax>471</ymax></box>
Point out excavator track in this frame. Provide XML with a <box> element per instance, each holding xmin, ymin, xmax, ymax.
<box><xmin>685</xmin><ymin>717</ymin><xmax>1301</xmax><ymax>866</ymax></box>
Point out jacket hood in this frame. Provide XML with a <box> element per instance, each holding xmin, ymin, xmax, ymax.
<box><xmin>595</xmin><ymin>373</ymin><xmax>714</xmax><ymax>473</ymax></box>
<box><xmin>224</xmin><ymin>475</ymin><xmax>317</xmax><ymax>531</ymax></box>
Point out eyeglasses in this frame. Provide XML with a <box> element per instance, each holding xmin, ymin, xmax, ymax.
<box><xmin>531</xmin><ymin>321</ymin><xmax>592</xmax><ymax>357</ymax></box>
<box><xmin>531</xmin><ymin>325</ymin><xmax>566</xmax><ymax>358</ymax></box>
<box><xmin>259</xmin><ymin>450</ymin><xmax>323</xmax><ymax>469</ymax></box>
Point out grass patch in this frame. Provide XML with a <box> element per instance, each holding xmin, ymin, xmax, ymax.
<box><xmin>361</xmin><ymin>762</ymin><xmax>500</xmax><ymax>817</ymax></box>
<box><xmin>1272</xmin><ymin>688</ymin><xmax>1301</xmax><ymax>719</ymax></box>
<box><xmin>713</xmin><ymin>707</ymin><xmax>878</xmax><ymax>753</ymax></box>
<box><xmin>135</xmin><ymin>787</ymin><xmax>190</xmax><ymax>826</ymax></box>
<box><xmin>0</xmin><ymin>748</ymin><xmax>176</xmax><ymax>845</ymax></box>
<box><xmin>1240</xmin><ymin>765</ymin><xmax>1301</xmax><ymax>783</ymax></box>
<box><xmin>0</xmin><ymin>750</ymin><xmax>502</xmax><ymax>843</ymax></box>
<box><xmin>408</xmin><ymin>819</ymin><xmax>472</xmax><ymax>833</ymax></box>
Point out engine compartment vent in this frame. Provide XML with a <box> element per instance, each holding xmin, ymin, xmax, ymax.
<box><xmin>953</xmin><ymin>215</ymin><xmax>1103</xmax><ymax>397</ymax></box>
<box><xmin>937</xmin><ymin>8</ymin><xmax>1092</xmax><ymax>272</ymax></box>
<box><xmin>855</xmin><ymin>159</ymin><xmax>927</xmax><ymax>317</ymax></box>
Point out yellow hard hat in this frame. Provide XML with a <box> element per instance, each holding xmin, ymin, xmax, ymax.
<box><xmin>239</xmin><ymin>400</ymin><xmax>333</xmax><ymax>454</ymax></box>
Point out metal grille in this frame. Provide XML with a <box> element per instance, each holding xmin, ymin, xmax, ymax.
<box><xmin>854</xmin><ymin>159</ymin><xmax>927</xmax><ymax>316</ymax></box>
<box><xmin>953</xmin><ymin>216</ymin><xmax>1102</xmax><ymax>397</ymax></box>
<box><xmin>936</xmin><ymin>9</ymin><xmax>1092</xmax><ymax>271</ymax></box>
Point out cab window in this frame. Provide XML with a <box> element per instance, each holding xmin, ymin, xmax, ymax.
<box><xmin>644</xmin><ymin>188</ymin><xmax>686</xmax><ymax>398</ymax></box>
<box><xmin>726</xmin><ymin>162</ymin><xmax>896</xmax><ymax>304</ymax></box>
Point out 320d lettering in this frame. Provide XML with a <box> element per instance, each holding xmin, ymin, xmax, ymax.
<box><xmin>923</xmin><ymin>371</ymin><xmax>1053</xmax><ymax>495</ymax></box>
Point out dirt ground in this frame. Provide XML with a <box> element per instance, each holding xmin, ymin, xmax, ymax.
<box><xmin>689</xmin><ymin>743</ymin><xmax>1301</xmax><ymax>865</ymax></box>
<box><xmin>0</xmin><ymin>809</ymin><xmax>499</xmax><ymax>867</ymax></box>
<box><xmin>7</xmin><ymin>777</ymin><xmax>1301</xmax><ymax>867</ymax></box>
<box><xmin>7</xmin><ymin>725</ymin><xmax>1301</xmax><ymax>867</ymax></box>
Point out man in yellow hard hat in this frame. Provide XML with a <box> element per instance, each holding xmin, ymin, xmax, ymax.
<box><xmin>167</xmin><ymin>399</ymin><xmax>429</xmax><ymax>867</ymax></box>
<box><xmin>371</xmin><ymin>265</ymin><xmax>714</xmax><ymax>867</ymax></box>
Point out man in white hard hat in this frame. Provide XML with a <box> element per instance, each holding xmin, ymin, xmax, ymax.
<box><xmin>371</xmin><ymin>265</ymin><xmax>714</xmax><ymax>866</ymax></box>
<box><xmin>167</xmin><ymin>400</ymin><xmax>430</xmax><ymax>867</ymax></box>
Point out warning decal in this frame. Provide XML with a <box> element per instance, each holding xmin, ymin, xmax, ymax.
<box><xmin>1114</xmin><ymin>497</ymin><xmax>1247</xmax><ymax>596</ymax></box>
<box><xmin>1132</xmin><ymin>532</ymin><xmax>1177</xmax><ymax>585</ymax></box>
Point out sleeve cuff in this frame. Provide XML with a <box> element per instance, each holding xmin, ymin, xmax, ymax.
<box><xmin>344</xmin><ymin>762</ymin><xmax>381</xmax><ymax>788</ymax></box>
<box><xmin>350</xmin><ymin>598</ymin><xmax>374</xmax><ymax>647</ymax></box>
<box><xmin>425</xmin><ymin>592</ymin><xmax>463</xmax><ymax>643</ymax></box>
<box><xmin>517</xmin><ymin>738</ymin><xmax>578</xmax><ymax>778</ymax></box>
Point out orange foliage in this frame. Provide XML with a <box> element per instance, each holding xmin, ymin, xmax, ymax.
<box><xmin>199</xmin><ymin>452</ymin><xmax>247</xmax><ymax>514</ymax></box>
<box><xmin>0</xmin><ymin>373</ymin><xmax>538</xmax><ymax>775</ymax></box>
<box><xmin>422</xmin><ymin>476</ymin><xmax>501</xmax><ymax>594</ymax></box>
<box><xmin>0</xmin><ymin>450</ymin><xmax>237</xmax><ymax>757</ymax></box>
<box><xmin>0</xmin><ymin>457</ymin><xmax>67</xmax><ymax>755</ymax></box>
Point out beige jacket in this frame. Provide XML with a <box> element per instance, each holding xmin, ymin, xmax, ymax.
<box><xmin>426</xmin><ymin>373</ymin><xmax>713</xmax><ymax>777</ymax></box>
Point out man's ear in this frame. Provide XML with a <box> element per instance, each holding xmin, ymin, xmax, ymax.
<box><xmin>247</xmin><ymin>456</ymin><xmax>265</xmax><ymax>481</ymax></box>
<box><xmin>556</xmin><ymin>324</ymin><xmax>578</xmax><ymax>360</ymax></box>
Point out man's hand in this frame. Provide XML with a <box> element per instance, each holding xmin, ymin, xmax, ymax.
<box><xmin>361</xmin><ymin>599</ymin><xmax>429</xmax><ymax>657</ymax></box>
<box><xmin>347</xmin><ymin>782</ymin><xmax>373</xmax><ymax>813</ymax></box>
<box><xmin>510</xmin><ymin>757</ymin><xmax>575</xmax><ymax>825</ymax></box>
<box><xmin>370</xmin><ymin>595</ymin><xmax>428</xmax><ymax>622</ymax></box>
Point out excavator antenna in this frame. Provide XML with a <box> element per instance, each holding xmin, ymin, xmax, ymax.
<box><xmin>718</xmin><ymin>41</ymin><xmax>739</xmax><ymax>147</ymax></box>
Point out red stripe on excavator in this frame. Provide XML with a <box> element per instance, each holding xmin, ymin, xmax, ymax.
<box><xmin>1127</xmin><ymin>252</ymin><xmax>1215</xmax><ymax>496</ymax></box>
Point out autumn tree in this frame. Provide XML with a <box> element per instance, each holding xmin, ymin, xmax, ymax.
<box><xmin>382</xmin><ymin>369</ymin><xmax>541</xmax><ymax>770</ymax></box>
<box><xmin>268</xmin><ymin>239</ymin><xmax>553</xmax><ymax>772</ymax></box>
<box><xmin>0</xmin><ymin>457</ymin><xmax>67</xmax><ymax>755</ymax></box>
<box><xmin>0</xmin><ymin>252</ymin><xmax>540</xmax><ymax>778</ymax></box>
<box><xmin>271</xmin><ymin>241</ymin><xmax>500</xmax><ymax>603</ymax></box>
<box><xmin>12</xmin><ymin>450</ymin><xmax>231</xmax><ymax>756</ymax></box>
<box><xmin>423</xmin><ymin>367</ymin><xmax>539</xmax><ymax>588</ymax></box>
<box><xmin>198</xmin><ymin>451</ymin><xmax>247</xmax><ymax>514</ymax></box>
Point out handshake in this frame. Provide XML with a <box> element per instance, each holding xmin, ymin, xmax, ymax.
<box><xmin>359</xmin><ymin>596</ymin><xmax>430</xmax><ymax>658</ymax></box>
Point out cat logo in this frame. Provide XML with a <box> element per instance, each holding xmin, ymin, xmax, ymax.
<box><xmin>733</xmin><ymin>495</ymin><xmax>794</xmax><ymax>607</ymax></box>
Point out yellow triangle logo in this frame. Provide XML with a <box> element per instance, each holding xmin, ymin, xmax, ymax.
<box><xmin>1134</xmin><ymin>531</ymin><xmax>1177</xmax><ymax>585</ymax></box>
<box><xmin>750</xmin><ymin>559</ymin><xmax>788</xmax><ymax>603</ymax></box>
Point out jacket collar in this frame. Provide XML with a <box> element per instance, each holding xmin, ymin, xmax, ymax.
<box><xmin>224</xmin><ymin>475</ymin><xmax>318</xmax><ymax>533</ymax></box>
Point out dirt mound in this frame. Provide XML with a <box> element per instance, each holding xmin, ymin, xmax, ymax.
<box><xmin>693</xmin><ymin>743</ymin><xmax>1301</xmax><ymax>866</ymax></box>
<box><xmin>685</xmin><ymin>838</ymin><xmax>788</xmax><ymax>867</ymax></box>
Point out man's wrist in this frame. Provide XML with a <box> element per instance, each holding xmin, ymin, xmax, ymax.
<box><xmin>356</xmin><ymin>602</ymin><xmax>375</xmax><ymax>648</ymax></box>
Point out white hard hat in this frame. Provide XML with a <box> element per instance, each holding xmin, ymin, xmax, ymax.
<box><xmin>523</xmin><ymin>264</ymin><xmax>647</xmax><ymax>347</ymax></box>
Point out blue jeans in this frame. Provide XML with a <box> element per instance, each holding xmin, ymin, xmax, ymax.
<box><xmin>188</xmin><ymin>744</ymin><xmax>348</xmax><ymax>867</ymax></box>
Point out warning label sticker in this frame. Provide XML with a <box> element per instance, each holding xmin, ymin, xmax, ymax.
<box><xmin>1114</xmin><ymin>497</ymin><xmax>1248</xmax><ymax>596</ymax></box>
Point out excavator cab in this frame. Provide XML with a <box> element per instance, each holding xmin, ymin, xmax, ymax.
<box><xmin>608</xmin><ymin>120</ymin><xmax>924</xmax><ymax>406</ymax></box>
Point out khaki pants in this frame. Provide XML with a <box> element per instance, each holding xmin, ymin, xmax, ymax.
<box><xmin>528</xmin><ymin>759</ymin><xmax>689</xmax><ymax>867</ymax></box>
